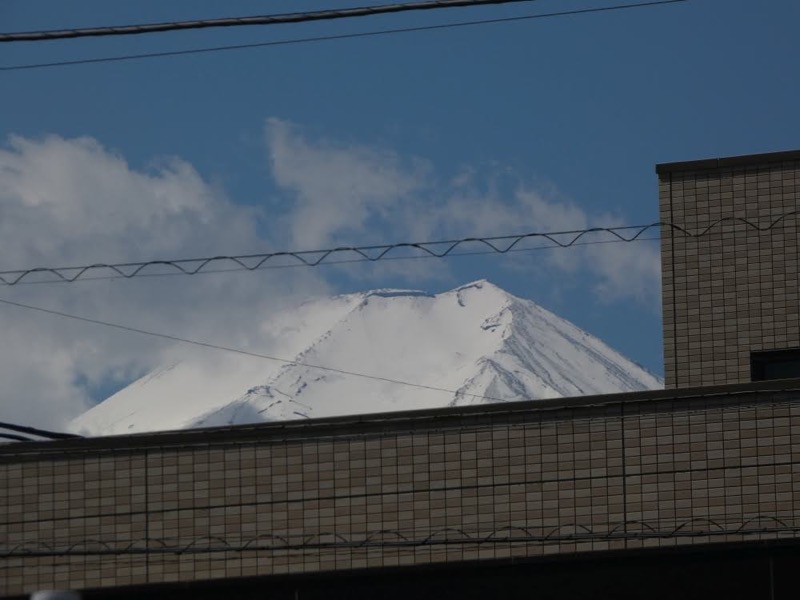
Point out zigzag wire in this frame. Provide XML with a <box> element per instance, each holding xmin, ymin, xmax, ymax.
<box><xmin>360</xmin><ymin>529</ymin><xmax>411</xmax><ymax>545</ymax></box>
<box><xmin>669</xmin><ymin>517</ymin><xmax>725</xmax><ymax>535</ymax></box>
<box><xmin>240</xmin><ymin>533</ymin><xmax>294</xmax><ymax>550</ymax></box>
<box><xmin>1</xmin><ymin>212</ymin><xmax>795</xmax><ymax>286</ymax></box>
<box><xmin>419</xmin><ymin>527</ymin><xmax>472</xmax><ymax>545</ymax></box>
<box><xmin>4</xmin><ymin>515</ymin><xmax>800</xmax><ymax>558</ymax></box>
<box><xmin>181</xmin><ymin>535</ymin><xmax>233</xmax><ymax>552</ymax></box>
<box><xmin>737</xmin><ymin>515</ymin><xmax>791</xmax><ymax>532</ymax></box>
<box><xmin>608</xmin><ymin>520</ymin><xmax>659</xmax><ymax>536</ymax></box>
<box><xmin>484</xmin><ymin>525</ymin><xmax>536</xmax><ymax>540</ymax></box>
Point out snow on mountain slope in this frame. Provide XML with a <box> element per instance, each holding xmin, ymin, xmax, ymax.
<box><xmin>69</xmin><ymin>280</ymin><xmax>662</xmax><ymax>436</ymax></box>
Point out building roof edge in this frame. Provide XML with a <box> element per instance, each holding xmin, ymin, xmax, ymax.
<box><xmin>4</xmin><ymin>380</ymin><xmax>800</xmax><ymax>461</ymax></box>
<box><xmin>656</xmin><ymin>149</ymin><xmax>800</xmax><ymax>175</ymax></box>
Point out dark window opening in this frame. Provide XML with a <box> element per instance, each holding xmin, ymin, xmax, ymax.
<box><xmin>751</xmin><ymin>349</ymin><xmax>800</xmax><ymax>381</ymax></box>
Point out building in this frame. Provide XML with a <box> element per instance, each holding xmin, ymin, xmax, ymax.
<box><xmin>659</xmin><ymin>150</ymin><xmax>800</xmax><ymax>388</ymax></box>
<box><xmin>2</xmin><ymin>150</ymin><xmax>800</xmax><ymax>598</ymax></box>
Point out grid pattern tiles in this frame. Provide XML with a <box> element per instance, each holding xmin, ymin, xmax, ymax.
<box><xmin>659</xmin><ymin>151</ymin><xmax>800</xmax><ymax>388</ymax></box>
<box><xmin>2</xmin><ymin>387</ymin><xmax>800</xmax><ymax>596</ymax></box>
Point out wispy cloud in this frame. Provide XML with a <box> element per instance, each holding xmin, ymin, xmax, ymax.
<box><xmin>0</xmin><ymin>134</ymin><xmax>327</xmax><ymax>428</ymax></box>
<box><xmin>264</xmin><ymin>119</ymin><xmax>660</xmax><ymax>304</ymax></box>
<box><xmin>266</xmin><ymin>118</ymin><xmax>430</xmax><ymax>249</ymax></box>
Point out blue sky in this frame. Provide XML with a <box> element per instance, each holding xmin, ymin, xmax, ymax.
<box><xmin>1</xmin><ymin>0</ymin><xmax>799</xmax><ymax>426</ymax></box>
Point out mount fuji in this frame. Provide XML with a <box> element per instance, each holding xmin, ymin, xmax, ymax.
<box><xmin>69</xmin><ymin>280</ymin><xmax>662</xmax><ymax>436</ymax></box>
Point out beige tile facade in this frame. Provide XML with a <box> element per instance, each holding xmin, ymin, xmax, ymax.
<box><xmin>659</xmin><ymin>150</ymin><xmax>800</xmax><ymax>388</ymax></box>
<box><xmin>2</xmin><ymin>385</ymin><xmax>800</xmax><ymax>596</ymax></box>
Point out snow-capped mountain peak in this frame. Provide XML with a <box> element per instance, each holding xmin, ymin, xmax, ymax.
<box><xmin>69</xmin><ymin>281</ymin><xmax>662</xmax><ymax>436</ymax></box>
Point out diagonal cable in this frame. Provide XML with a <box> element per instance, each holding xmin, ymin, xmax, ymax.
<box><xmin>0</xmin><ymin>421</ymin><xmax>81</xmax><ymax>440</ymax></box>
<box><xmin>0</xmin><ymin>0</ymin><xmax>541</xmax><ymax>43</ymax></box>
<box><xmin>0</xmin><ymin>296</ymin><xmax>512</xmax><ymax>404</ymax></box>
<box><xmin>0</xmin><ymin>0</ymin><xmax>689</xmax><ymax>71</ymax></box>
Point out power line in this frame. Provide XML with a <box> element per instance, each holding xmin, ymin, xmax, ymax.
<box><xmin>0</xmin><ymin>210</ymin><xmax>790</xmax><ymax>286</ymax></box>
<box><xmin>0</xmin><ymin>422</ymin><xmax>81</xmax><ymax>441</ymax></box>
<box><xmin>0</xmin><ymin>0</ymin><xmax>689</xmax><ymax>72</ymax></box>
<box><xmin>0</xmin><ymin>0</ymin><xmax>541</xmax><ymax>43</ymax></box>
<box><xmin>0</xmin><ymin>296</ymin><xmax>512</xmax><ymax>404</ymax></box>
<box><xmin>0</xmin><ymin>432</ymin><xmax>32</xmax><ymax>442</ymax></box>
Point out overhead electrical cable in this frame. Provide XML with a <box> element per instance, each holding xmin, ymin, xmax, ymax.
<box><xmin>0</xmin><ymin>421</ymin><xmax>80</xmax><ymax>440</ymax></box>
<box><xmin>0</xmin><ymin>421</ymin><xmax>80</xmax><ymax>443</ymax></box>
<box><xmin>0</xmin><ymin>296</ymin><xmax>513</xmax><ymax>405</ymax></box>
<box><xmin>0</xmin><ymin>210</ymin><xmax>790</xmax><ymax>286</ymax></box>
<box><xmin>0</xmin><ymin>0</ymin><xmax>543</xmax><ymax>43</ymax></box>
<box><xmin>0</xmin><ymin>433</ymin><xmax>34</xmax><ymax>442</ymax></box>
<box><xmin>0</xmin><ymin>0</ymin><xmax>689</xmax><ymax>72</ymax></box>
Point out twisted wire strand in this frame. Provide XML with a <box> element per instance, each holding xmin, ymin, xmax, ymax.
<box><xmin>0</xmin><ymin>212</ymin><xmax>792</xmax><ymax>286</ymax></box>
<box><xmin>0</xmin><ymin>0</ymin><xmax>541</xmax><ymax>43</ymax></box>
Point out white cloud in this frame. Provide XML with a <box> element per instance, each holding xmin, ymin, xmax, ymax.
<box><xmin>432</xmin><ymin>188</ymin><xmax>660</xmax><ymax>305</ymax></box>
<box><xmin>0</xmin><ymin>135</ymin><xmax>260</xmax><ymax>266</ymax></box>
<box><xmin>266</xmin><ymin>118</ymin><xmax>430</xmax><ymax>249</ymax></box>
<box><xmin>262</xmin><ymin>120</ymin><xmax>660</xmax><ymax>305</ymax></box>
<box><xmin>0</xmin><ymin>134</ymin><xmax>328</xmax><ymax>429</ymax></box>
<box><xmin>583</xmin><ymin>214</ymin><xmax>661</xmax><ymax>304</ymax></box>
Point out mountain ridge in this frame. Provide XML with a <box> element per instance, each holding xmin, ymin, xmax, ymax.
<box><xmin>69</xmin><ymin>280</ymin><xmax>662</xmax><ymax>436</ymax></box>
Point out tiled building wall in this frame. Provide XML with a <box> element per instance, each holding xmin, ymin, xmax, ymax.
<box><xmin>2</xmin><ymin>389</ymin><xmax>800</xmax><ymax>596</ymax></box>
<box><xmin>660</xmin><ymin>152</ymin><xmax>800</xmax><ymax>388</ymax></box>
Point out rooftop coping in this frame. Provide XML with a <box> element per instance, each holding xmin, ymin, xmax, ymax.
<box><xmin>656</xmin><ymin>149</ymin><xmax>800</xmax><ymax>175</ymax></box>
<box><xmin>3</xmin><ymin>379</ymin><xmax>800</xmax><ymax>461</ymax></box>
